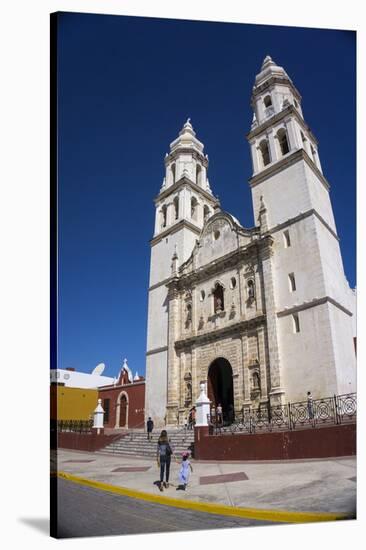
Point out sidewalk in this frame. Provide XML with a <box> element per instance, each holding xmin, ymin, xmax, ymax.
<box><xmin>54</xmin><ymin>448</ymin><xmax>356</xmax><ymax>517</ymax></box>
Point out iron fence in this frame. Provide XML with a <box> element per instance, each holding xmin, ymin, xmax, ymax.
<box><xmin>208</xmin><ymin>392</ymin><xmax>356</xmax><ymax>435</ymax></box>
<box><xmin>56</xmin><ymin>419</ymin><xmax>94</xmax><ymax>433</ymax></box>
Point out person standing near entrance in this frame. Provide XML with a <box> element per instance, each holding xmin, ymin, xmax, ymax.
<box><xmin>146</xmin><ymin>417</ymin><xmax>154</xmax><ymax>441</ymax></box>
<box><xmin>307</xmin><ymin>391</ymin><xmax>314</xmax><ymax>420</ymax></box>
<box><xmin>156</xmin><ymin>430</ymin><xmax>173</xmax><ymax>491</ymax></box>
<box><xmin>216</xmin><ymin>403</ymin><xmax>223</xmax><ymax>425</ymax></box>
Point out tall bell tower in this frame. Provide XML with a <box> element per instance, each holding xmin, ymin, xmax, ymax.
<box><xmin>145</xmin><ymin>119</ymin><xmax>219</xmax><ymax>426</ymax></box>
<box><xmin>247</xmin><ymin>56</ymin><xmax>356</xmax><ymax>402</ymax></box>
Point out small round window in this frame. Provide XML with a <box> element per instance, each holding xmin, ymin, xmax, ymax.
<box><xmin>230</xmin><ymin>277</ymin><xmax>236</xmax><ymax>289</ymax></box>
<box><xmin>214</xmin><ymin>230</ymin><xmax>220</xmax><ymax>240</ymax></box>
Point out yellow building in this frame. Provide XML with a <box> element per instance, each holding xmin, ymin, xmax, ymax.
<box><xmin>51</xmin><ymin>385</ymin><xmax>98</xmax><ymax>421</ymax></box>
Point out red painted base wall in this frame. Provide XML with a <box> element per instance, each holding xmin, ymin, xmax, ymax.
<box><xmin>56</xmin><ymin>432</ymin><xmax>122</xmax><ymax>452</ymax></box>
<box><xmin>194</xmin><ymin>424</ymin><xmax>356</xmax><ymax>461</ymax></box>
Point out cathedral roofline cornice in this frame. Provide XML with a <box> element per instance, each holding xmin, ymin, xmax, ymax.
<box><xmin>251</xmin><ymin>75</ymin><xmax>302</xmax><ymax>103</ymax></box>
<box><xmin>248</xmin><ymin>148</ymin><xmax>330</xmax><ymax>191</ymax></box>
<box><xmin>174</xmin><ymin>314</ymin><xmax>266</xmax><ymax>350</ymax></box>
<box><xmin>150</xmin><ymin>218</ymin><xmax>201</xmax><ymax>246</ymax></box>
<box><xmin>165</xmin><ymin>149</ymin><xmax>208</xmax><ymax>167</ymax></box>
<box><xmin>264</xmin><ymin>208</ymin><xmax>339</xmax><ymax>241</ymax></box>
<box><xmin>173</xmin><ymin>234</ymin><xmax>272</xmax><ymax>287</ymax></box>
<box><xmin>276</xmin><ymin>295</ymin><xmax>352</xmax><ymax>318</ymax></box>
<box><xmin>247</xmin><ymin>105</ymin><xmax>318</xmax><ymax>145</ymax></box>
<box><xmin>155</xmin><ymin>176</ymin><xmax>219</xmax><ymax>205</ymax></box>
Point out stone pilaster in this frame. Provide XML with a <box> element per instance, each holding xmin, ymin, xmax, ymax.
<box><xmin>166</xmin><ymin>280</ymin><xmax>180</xmax><ymax>424</ymax></box>
<box><xmin>259</xmin><ymin>236</ymin><xmax>285</xmax><ymax>405</ymax></box>
<box><xmin>267</xmin><ymin>129</ymin><xmax>277</xmax><ymax>164</ymax></box>
<box><xmin>241</xmin><ymin>333</ymin><xmax>251</xmax><ymax>405</ymax></box>
<box><xmin>257</xmin><ymin>325</ymin><xmax>269</xmax><ymax>401</ymax></box>
<box><xmin>285</xmin><ymin>117</ymin><xmax>298</xmax><ymax>150</ymax></box>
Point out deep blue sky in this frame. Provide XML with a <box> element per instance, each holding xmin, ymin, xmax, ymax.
<box><xmin>57</xmin><ymin>13</ymin><xmax>356</xmax><ymax>378</ymax></box>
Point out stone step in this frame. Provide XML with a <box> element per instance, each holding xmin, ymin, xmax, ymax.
<box><xmin>106</xmin><ymin>446</ymin><xmax>189</xmax><ymax>452</ymax></box>
<box><xmin>101</xmin><ymin>427</ymin><xmax>194</xmax><ymax>458</ymax></box>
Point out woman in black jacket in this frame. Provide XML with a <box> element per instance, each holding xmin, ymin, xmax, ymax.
<box><xmin>156</xmin><ymin>430</ymin><xmax>173</xmax><ymax>491</ymax></box>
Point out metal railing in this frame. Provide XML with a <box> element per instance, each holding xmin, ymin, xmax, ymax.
<box><xmin>56</xmin><ymin>419</ymin><xmax>94</xmax><ymax>433</ymax></box>
<box><xmin>208</xmin><ymin>393</ymin><xmax>356</xmax><ymax>436</ymax></box>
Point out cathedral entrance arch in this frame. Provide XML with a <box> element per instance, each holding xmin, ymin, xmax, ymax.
<box><xmin>207</xmin><ymin>358</ymin><xmax>234</xmax><ymax>424</ymax></box>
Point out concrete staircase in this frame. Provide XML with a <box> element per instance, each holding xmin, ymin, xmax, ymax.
<box><xmin>100</xmin><ymin>428</ymin><xmax>195</xmax><ymax>458</ymax></box>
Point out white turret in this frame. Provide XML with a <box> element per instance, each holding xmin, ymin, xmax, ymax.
<box><xmin>249</xmin><ymin>55</ymin><xmax>322</xmax><ymax>181</ymax></box>
<box><xmin>153</xmin><ymin>120</ymin><xmax>218</xmax><ymax>237</ymax></box>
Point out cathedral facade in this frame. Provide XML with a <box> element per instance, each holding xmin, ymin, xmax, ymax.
<box><xmin>145</xmin><ymin>56</ymin><xmax>356</xmax><ymax>427</ymax></box>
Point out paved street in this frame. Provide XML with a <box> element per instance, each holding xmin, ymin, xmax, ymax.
<box><xmin>52</xmin><ymin>449</ymin><xmax>356</xmax><ymax>538</ymax></box>
<box><xmin>56</xmin><ymin>477</ymin><xmax>273</xmax><ymax>538</ymax></box>
<box><xmin>54</xmin><ymin>449</ymin><xmax>356</xmax><ymax>515</ymax></box>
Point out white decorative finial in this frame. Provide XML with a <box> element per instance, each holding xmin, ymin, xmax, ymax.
<box><xmin>261</xmin><ymin>55</ymin><xmax>274</xmax><ymax>70</ymax></box>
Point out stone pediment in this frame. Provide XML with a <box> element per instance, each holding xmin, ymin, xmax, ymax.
<box><xmin>179</xmin><ymin>211</ymin><xmax>254</xmax><ymax>275</ymax></box>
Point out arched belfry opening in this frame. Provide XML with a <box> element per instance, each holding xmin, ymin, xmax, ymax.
<box><xmin>207</xmin><ymin>358</ymin><xmax>235</xmax><ymax>423</ymax></box>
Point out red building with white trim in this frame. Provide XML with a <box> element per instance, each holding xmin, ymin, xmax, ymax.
<box><xmin>98</xmin><ymin>360</ymin><xmax>145</xmax><ymax>429</ymax></box>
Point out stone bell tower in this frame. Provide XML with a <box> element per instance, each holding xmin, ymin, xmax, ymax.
<box><xmin>247</xmin><ymin>56</ymin><xmax>356</xmax><ymax>401</ymax></box>
<box><xmin>145</xmin><ymin>119</ymin><xmax>219</xmax><ymax>426</ymax></box>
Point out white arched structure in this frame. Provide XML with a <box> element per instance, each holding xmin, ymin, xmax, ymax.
<box><xmin>115</xmin><ymin>390</ymin><xmax>129</xmax><ymax>428</ymax></box>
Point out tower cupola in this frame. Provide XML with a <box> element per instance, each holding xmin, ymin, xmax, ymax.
<box><xmin>248</xmin><ymin>56</ymin><xmax>322</xmax><ymax>178</ymax></box>
<box><xmin>154</xmin><ymin>120</ymin><xmax>218</xmax><ymax>237</ymax></box>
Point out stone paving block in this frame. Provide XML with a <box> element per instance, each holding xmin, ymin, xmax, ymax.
<box><xmin>199</xmin><ymin>471</ymin><xmax>249</xmax><ymax>485</ymax></box>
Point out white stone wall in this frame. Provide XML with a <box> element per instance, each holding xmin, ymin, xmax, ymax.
<box><xmin>304</xmin><ymin>163</ymin><xmax>336</xmax><ymax>231</ymax></box>
<box><xmin>271</xmin><ymin>215</ymin><xmax>326</xmax><ymax>311</ymax></box>
<box><xmin>252</xmin><ymin>161</ymin><xmax>311</xmax><ymax>228</ymax></box>
<box><xmin>328</xmin><ymin>303</ymin><xmax>356</xmax><ymax>394</ymax></box>
<box><xmin>314</xmin><ymin>218</ymin><xmax>350</xmax><ymax>306</ymax></box>
<box><xmin>278</xmin><ymin>303</ymin><xmax>338</xmax><ymax>401</ymax></box>
<box><xmin>146</xmin><ymin>285</ymin><xmax>168</xmax><ymax>351</ymax></box>
<box><xmin>149</xmin><ymin>228</ymin><xmax>198</xmax><ymax>288</ymax></box>
<box><xmin>145</xmin><ymin>350</ymin><xmax>168</xmax><ymax>426</ymax></box>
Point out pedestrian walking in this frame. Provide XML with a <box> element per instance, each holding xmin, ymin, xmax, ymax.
<box><xmin>177</xmin><ymin>452</ymin><xmax>193</xmax><ymax>491</ymax></box>
<box><xmin>146</xmin><ymin>417</ymin><xmax>154</xmax><ymax>441</ymax></box>
<box><xmin>156</xmin><ymin>430</ymin><xmax>173</xmax><ymax>491</ymax></box>
<box><xmin>216</xmin><ymin>403</ymin><xmax>223</xmax><ymax>425</ymax></box>
<box><xmin>307</xmin><ymin>391</ymin><xmax>314</xmax><ymax>420</ymax></box>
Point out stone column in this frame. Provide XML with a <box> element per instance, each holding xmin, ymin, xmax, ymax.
<box><xmin>267</xmin><ymin>130</ymin><xmax>277</xmax><ymax>164</ymax></box>
<box><xmin>201</xmin><ymin>165</ymin><xmax>207</xmax><ymax>188</ymax></box>
<box><xmin>178</xmin><ymin>188</ymin><xmax>185</xmax><ymax>219</ymax></box>
<box><xmin>257</xmin><ymin>326</ymin><xmax>269</xmax><ymax>402</ymax></box>
<box><xmin>241</xmin><ymin>334</ymin><xmax>251</xmax><ymax>406</ymax></box>
<box><xmin>285</xmin><ymin>118</ymin><xmax>298</xmax><ymax>150</ymax></box>
<box><xmin>250</xmin><ymin>141</ymin><xmax>260</xmax><ymax>174</ymax></box>
<box><xmin>255</xmin><ymin>265</ymin><xmax>263</xmax><ymax>314</ymax></box>
<box><xmin>154</xmin><ymin>207</ymin><xmax>161</xmax><ymax>235</ymax></box>
<box><xmin>166</xmin><ymin>201</ymin><xmax>174</xmax><ymax>227</ymax></box>
<box><xmin>93</xmin><ymin>399</ymin><xmax>105</xmax><ymax>435</ymax></box>
<box><xmin>260</xmin><ymin>237</ymin><xmax>285</xmax><ymax>406</ymax></box>
<box><xmin>166</xmin><ymin>280</ymin><xmax>180</xmax><ymax>425</ymax></box>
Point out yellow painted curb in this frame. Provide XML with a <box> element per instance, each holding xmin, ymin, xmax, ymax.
<box><xmin>57</xmin><ymin>471</ymin><xmax>350</xmax><ymax>524</ymax></box>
